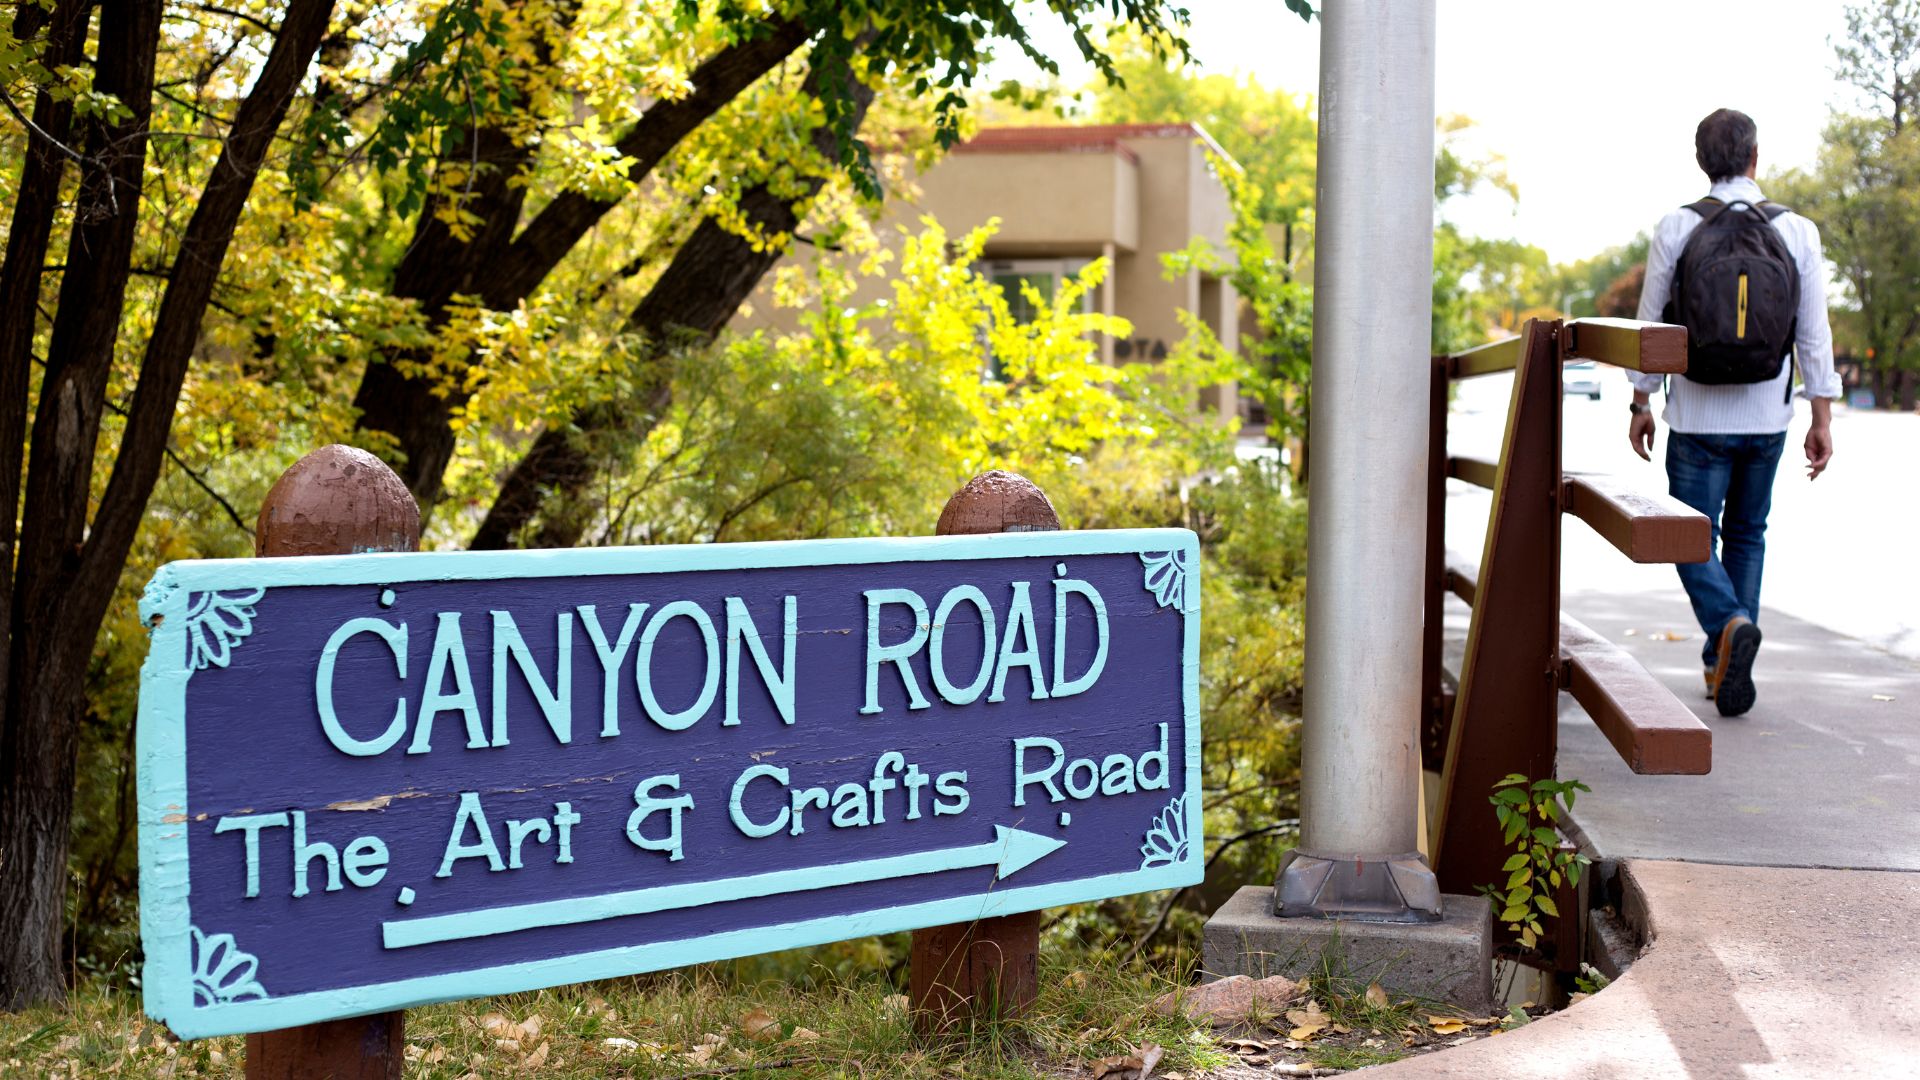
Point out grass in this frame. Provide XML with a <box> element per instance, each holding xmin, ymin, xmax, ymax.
<box><xmin>1304</xmin><ymin>1045</ymin><xmax>1405</xmax><ymax>1070</ymax></box>
<box><xmin>0</xmin><ymin>950</ymin><xmax>1244</xmax><ymax>1079</ymax></box>
<box><xmin>0</xmin><ymin>932</ymin><xmax>1524</xmax><ymax>1077</ymax></box>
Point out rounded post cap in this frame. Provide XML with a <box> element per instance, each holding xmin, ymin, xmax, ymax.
<box><xmin>935</xmin><ymin>470</ymin><xmax>1060</xmax><ymax>537</ymax></box>
<box><xmin>255</xmin><ymin>444</ymin><xmax>421</xmax><ymax>557</ymax></box>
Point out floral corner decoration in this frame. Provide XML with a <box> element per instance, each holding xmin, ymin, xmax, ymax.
<box><xmin>1139</xmin><ymin>549</ymin><xmax>1190</xmax><ymax>611</ymax></box>
<box><xmin>183</xmin><ymin>588</ymin><xmax>266</xmax><ymax>671</ymax></box>
<box><xmin>1139</xmin><ymin>796</ymin><xmax>1190</xmax><ymax>870</ymax></box>
<box><xmin>190</xmin><ymin>926</ymin><xmax>267</xmax><ymax>1006</ymax></box>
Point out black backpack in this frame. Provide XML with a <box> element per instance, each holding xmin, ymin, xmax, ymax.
<box><xmin>1661</xmin><ymin>197</ymin><xmax>1800</xmax><ymax>387</ymax></box>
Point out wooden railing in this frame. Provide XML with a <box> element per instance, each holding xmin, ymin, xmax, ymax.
<box><xmin>1420</xmin><ymin>317</ymin><xmax>1711</xmax><ymax>965</ymax></box>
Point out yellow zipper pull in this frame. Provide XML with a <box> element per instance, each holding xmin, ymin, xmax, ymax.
<box><xmin>1737</xmin><ymin>273</ymin><xmax>1748</xmax><ymax>339</ymax></box>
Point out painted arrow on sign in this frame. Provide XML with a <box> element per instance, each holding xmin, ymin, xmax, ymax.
<box><xmin>383</xmin><ymin>825</ymin><xmax>1068</xmax><ymax>950</ymax></box>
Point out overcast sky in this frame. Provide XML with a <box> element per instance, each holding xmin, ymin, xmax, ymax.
<box><xmin>993</xmin><ymin>0</ymin><xmax>1865</xmax><ymax>263</ymax></box>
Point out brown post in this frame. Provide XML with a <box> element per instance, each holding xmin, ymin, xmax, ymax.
<box><xmin>907</xmin><ymin>470</ymin><xmax>1058</xmax><ymax>1032</ymax></box>
<box><xmin>246</xmin><ymin>445</ymin><xmax>417</xmax><ymax>1080</ymax></box>
<box><xmin>1431</xmin><ymin>320</ymin><xmax>1564</xmax><ymax>899</ymax></box>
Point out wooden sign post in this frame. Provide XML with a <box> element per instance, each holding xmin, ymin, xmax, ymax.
<box><xmin>137</xmin><ymin>451</ymin><xmax>1201</xmax><ymax>1045</ymax></box>
<box><xmin>248</xmin><ymin>445</ymin><xmax>417</xmax><ymax>1079</ymax></box>
<box><xmin>910</xmin><ymin>471</ymin><xmax>1059</xmax><ymax>1031</ymax></box>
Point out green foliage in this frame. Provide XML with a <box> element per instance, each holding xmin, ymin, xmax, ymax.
<box><xmin>1832</xmin><ymin>0</ymin><xmax>1920</xmax><ymax>134</ymax></box>
<box><xmin>1481</xmin><ymin>773</ymin><xmax>1591</xmax><ymax>951</ymax></box>
<box><xmin>5</xmin><ymin>0</ymin><xmax>1310</xmax><ymax>1001</ymax></box>
<box><xmin>280</xmin><ymin>0</ymin><xmax>1203</xmax><ymax>209</ymax></box>
<box><xmin>1547</xmin><ymin>234</ymin><xmax>1651</xmax><ymax>319</ymax></box>
<box><xmin>1771</xmin><ymin>113</ymin><xmax>1920</xmax><ymax>378</ymax></box>
<box><xmin>504</xmin><ymin>216</ymin><xmax>1242</xmax><ymax>547</ymax></box>
<box><xmin>1573</xmin><ymin>962</ymin><xmax>1611</xmax><ymax>996</ymax></box>
<box><xmin>1163</xmin><ymin>160</ymin><xmax>1314</xmax><ymax>444</ymax></box>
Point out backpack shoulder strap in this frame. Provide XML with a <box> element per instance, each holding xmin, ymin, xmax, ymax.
<box><xmin>1684</xmin><ymin>197</ymin><xmax>1728</xmax><ymax>224</ymax></box>
<box><xmin>1760</xmin><ymin>201</ymin><xmax>1792</xmax><ymax>221</ymax></box>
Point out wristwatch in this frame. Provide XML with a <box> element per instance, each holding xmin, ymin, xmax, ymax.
<box><xmin>1629</xmin><ymin>402</ymin><xmax>1652</xmax><ymax>416</ymax></box>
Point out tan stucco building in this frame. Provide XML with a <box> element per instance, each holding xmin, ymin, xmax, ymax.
<box><xmin>741</xmin><ymin>122</ymin><xmax>1247</xmax><ymax>424</ymax></box>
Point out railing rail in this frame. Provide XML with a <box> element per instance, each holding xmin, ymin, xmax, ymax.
<box><xmin>1420</xmin><ymin>316</ymin><xmax>1712</xmax><ymax>970</ymax></box>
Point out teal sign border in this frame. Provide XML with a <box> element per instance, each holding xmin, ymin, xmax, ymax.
<box><xmin>137</xmin><ymin>528</ymin><xmax>1202</xmax><ymax>1038</ymax></box>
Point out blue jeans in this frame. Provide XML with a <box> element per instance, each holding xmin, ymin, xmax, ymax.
<box><xmin>1664</xmin><ymin>431</ymin><xmax>1787</xmax><ymax>667</ymax></box>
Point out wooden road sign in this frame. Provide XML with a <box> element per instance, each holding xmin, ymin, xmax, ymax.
<box><xmin>136</xmin><ymin>529</ymin><xmax>1202</xmax><ymax>1038</ymax></box>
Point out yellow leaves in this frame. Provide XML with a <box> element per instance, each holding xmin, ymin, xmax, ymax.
<box><xmin>1364</xmin><ymin>983</ymin><xmax>1390</xmax><ymax>1010</ymax></box>
<box><xmin>1427</xmin><ymin>1014</ymin><xmax>1469</xmax><ymax>1036</ymax></box>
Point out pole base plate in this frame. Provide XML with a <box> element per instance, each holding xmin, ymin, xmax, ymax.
<box><xmin>1273</xmin><ymin>848</ymin><xmax>1443</xmax><ymax>923</ymax></box>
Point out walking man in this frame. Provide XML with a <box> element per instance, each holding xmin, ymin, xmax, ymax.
<box><xmin>1629</xmin><ymin>108</ymin><xmax>1839</xmax><ymax>717</ymax></box>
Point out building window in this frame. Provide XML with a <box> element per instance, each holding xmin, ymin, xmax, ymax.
<box><xmin>978</xmin><ymin>258</ymin><xmax>1096</xmax><ymax>380</ymax></box>
<box><xmin>982</xmin><ymin>259</ymin><xmax>1094</xmax><ymax>322</ymax></box>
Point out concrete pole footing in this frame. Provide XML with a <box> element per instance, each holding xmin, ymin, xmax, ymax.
<box><xmin>1202</xmin><ymin>886</ymin><xmax>1494</xmax><ymax>1014</ymax></box>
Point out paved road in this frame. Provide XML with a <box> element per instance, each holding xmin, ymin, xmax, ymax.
<box><xmin>1444</xmin><ymin>368</ymin><xmax>1920</xmax><ymax>872</ymax></box>
<box><xmin>1447</xmin><ymin>369</ymin><xmax>1920</xmax><ymax>661</ymax></box>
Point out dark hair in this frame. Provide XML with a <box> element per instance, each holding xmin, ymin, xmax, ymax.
<box><xmin>1695</xmin><ymin>109</ymin><xmax>1757</xmax><ymax>181</ymax></box>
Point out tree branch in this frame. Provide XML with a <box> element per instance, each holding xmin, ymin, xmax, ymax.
<box><xmin>77</xmin><ymin>0</ymin><xmax>338</xmax><ymax>615</ymax></box>
<box><xmin>490</xmin><ymin>17</ymin><xmax>811</xmax><ymax>307</ymax></box>
<box><xmin>470</xmin><ymin>36</ymin><xmax>877</xmax><ymax>549</ymax></box>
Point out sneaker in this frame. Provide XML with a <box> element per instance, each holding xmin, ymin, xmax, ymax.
<box><xmin>1711</xmin><ymin>617</ymin><xmax>1763</xmax><ymax>717</ymax></box>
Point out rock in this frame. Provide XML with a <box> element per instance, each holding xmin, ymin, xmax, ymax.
<box><xmin>1153</xmin><ymin>975</ymin><xmax>1305</xmax><ymax>1026</ymax></box>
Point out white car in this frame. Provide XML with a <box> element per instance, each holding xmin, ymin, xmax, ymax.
<box><xmin>1563</xmin><ymin>360</ymin><xmax>1603</xmax><ymax>400</ymax></box>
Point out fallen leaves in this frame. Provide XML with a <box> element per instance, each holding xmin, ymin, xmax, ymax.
<box><xmin>1427</xmin><ymin>1015</ymin><xmax>1469</xmax><ymax>1036</ymax></box>
<box><xmin>1285</xmin><ymin>999</ymin><xmax>1329</xmax><ymax>1041</ymax></box>
<box><xmin>1364</xmin><ymin>982</ymin><xmax>1390</xmax><ymax>1010</ymax></box>
<box><xmin>684</xmin><ymin>1032</ymin><xmax>728</xmax><ymax>1067</ymax></box>
<box><xmin>741</xmin><ymin>1008</ymin><xmax>781</xmax><ymax>1042</ymax></box>
<box><xmin>1088</xmin><ymin>1042</ymin><xmax>1163</xmax><ymax>1079</ymax></box>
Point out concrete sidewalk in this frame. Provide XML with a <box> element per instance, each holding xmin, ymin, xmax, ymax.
<box><xmin>1556</xmin><ymin>589</ymin><xmax>1920</xmax><ymax>872</ymax></box>
<box><xmin>1358</xmin><ymin>860</ymin><xmax>1920</xmax><ymax>1079</ymax></box>
<box><xmin>1375</xmin><ymin>589</ymin><xmax>1920</xmax><ymax>1076</ymax></box>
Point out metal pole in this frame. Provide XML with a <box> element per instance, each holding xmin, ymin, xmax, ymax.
<box><xmin>1274</xmin><ymin>0</ymin><xmax>1442</xmax><ymax>921</ymax></box>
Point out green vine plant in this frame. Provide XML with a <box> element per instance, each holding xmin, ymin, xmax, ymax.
<box><xmin>1481</xmin><ymin>774</ymin><xmax>1592</xmax><ymax>949</ymax></box>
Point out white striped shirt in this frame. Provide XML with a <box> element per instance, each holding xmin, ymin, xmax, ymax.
<box><xmin>1631</xmin><ymin>176</ymin><xmax>1841</xmax><ymax>434</ymax></box>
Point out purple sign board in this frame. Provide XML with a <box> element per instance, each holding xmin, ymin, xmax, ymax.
<box><xmin>136</xmin><ymin>529</ymin><xmax>1201</xmax><ymax>1038</ymax></box>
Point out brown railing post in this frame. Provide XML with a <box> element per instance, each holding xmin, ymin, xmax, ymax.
<box><xmin>1420</xmin><ymin>354</ymin><xmax>1451</xmax><ymax>774</ymax></box>
<box><xmin>245</xmin><ymin>445</ymin><xmax>417</xmax><ymax>1080</ymax></box>
<box><xmin>907</xmin><ymin>470</ymin><xmax>1056</xmax><ymax>1032</ymax></box>
<box><xmin>1432</xmin><ymin>319</ymin><xmax>1564</xmax><ymax>899</ymax></box>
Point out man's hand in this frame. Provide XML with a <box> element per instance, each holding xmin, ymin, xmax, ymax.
<box><xmin>1629</xmin><ymin>393</ymin><xmax>1655</xmax><ymax>460</ymax></box>
<box><xmin>1805</xmin><ymin>398</ymin><xmax>1834</xmax><ymax>480</ymax></box>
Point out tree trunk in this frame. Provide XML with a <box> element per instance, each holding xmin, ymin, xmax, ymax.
<box><xmin>352</xmin><ymin>17</ymin><xmax>809</xmax><ymax>509</ymax></box>
<box><xmin>0</xmin><ymin>0</ymin><xmax>164</xmax><ymax>1008</ymax></box>
<box><xmin>469</xmin><ymin>47</ymin><xmax>875</xmax><ymax>550</ymax></box>
<box><xmin>0</xmin><ymin>4</ymin><xmax>93</xmax><ymax>996</ymax></box>
<box><xmin>0</xmin><ymin>0</ymin><xmax>337</xmax><ymax>1007</ymax></box>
